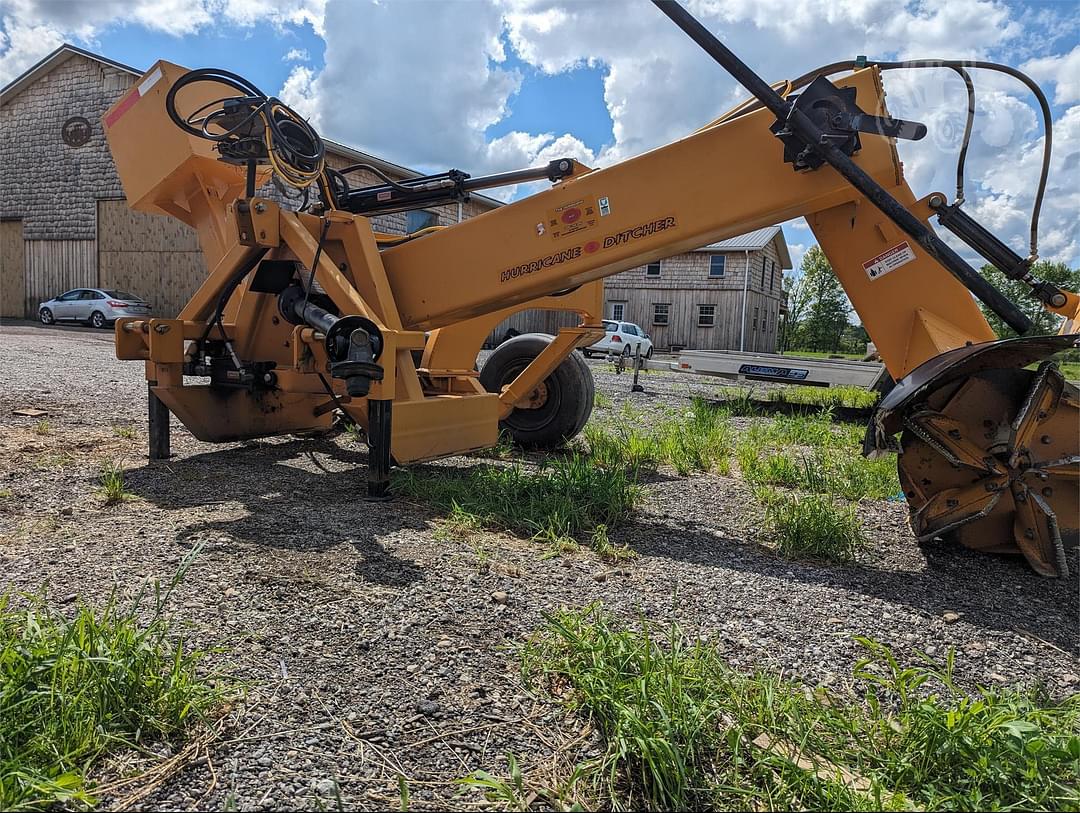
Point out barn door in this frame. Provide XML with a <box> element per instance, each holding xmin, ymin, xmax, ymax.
<box><xmin>0</xmin><ymin>220</ymin><xmax>25</xmax><ymax>318</ymax></box>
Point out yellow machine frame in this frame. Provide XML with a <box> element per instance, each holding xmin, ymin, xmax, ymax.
<box><xmin>101</xmin><ymin>41</ymin><xmax>1079</xmax><ymax>575</ymax></box>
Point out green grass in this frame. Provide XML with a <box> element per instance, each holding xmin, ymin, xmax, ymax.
<box><xmin>756</xmin><ymin>487</ymin><xmax>867</xmax><ymax>563</ymax></box>
<box><xmin>735</xmin><ymin>413</ymin><xmax>898</xmax><ymax>501</ymax></box>
<box><xmin>583</xmin><ymin>398</ymin><xmax>734</xmax><ymax>476</ymax></box>
<box><xmin>393</xmin><ymin>454</ymin><xmax>641</xmax><ymax>551</ymax></box>
<box><xmin>594</xmin><ymin>391</ymin><xmax>613</xmax><ymax>409</ymax></box>
<box><xmin>32</xmin><ymin>421</ymin><xmax>50</xmax><ymax>436</ymax></box>
<box><xmin>767</xmin><ymin>385</ymin><xmax>879</xmax><ymax>410</ymax></box>
<box><xmin>97</xmin><ymin>461</ymin><xmax>133</xmax><ymax>506</ymax></box>
<box><xmin>111</xmin><ymin>425</ymin><xmax>137</xmax><ymax>440</ymax></box>
<box><xmin>524</xmin><ymin>606</ymin><xmax>1080</xmax><ymax>812</ymax></box>
<box><xmin>781</xmin><ymin>349</ymin><xmax>864</xmax><ymax>360</ymax></box>
<box><xmin>738</xmin><ymin>444</ymin><xmax>899</xmax><ymax>501</ymax></box>
<box><xmin>0</xmin><ymin>550</ymin><xmax>224</xmax><ymax>810</ymax></box>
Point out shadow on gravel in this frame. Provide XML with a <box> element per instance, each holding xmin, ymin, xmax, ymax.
<box><xmin>124</xmin><ymin>437</ymin><xmax>429</xmax><ymax>587</ymax></box>
<box><xmin>615</xmin><ymin>518</ymin><xmax>1079</xmax><ymax>654</ymax></box>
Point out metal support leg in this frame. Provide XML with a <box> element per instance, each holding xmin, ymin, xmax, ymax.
<box><xmin>366</xmin><ymin>399</ymin><xmax>393</xmax><ymax>501</ymax></box>
<box><xmin>148</xmin><ymin>383</ymin><xmax>171</xmax><ymax>460</ymax></box>
<box><xmin>631</xmin><ymin>346</ymin><xmax>645</xmax><ymax>393</ymax></box>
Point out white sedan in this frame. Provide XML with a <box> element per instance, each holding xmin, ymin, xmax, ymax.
<box><xmin>584</xmin><ymin>320</ymin><xmax>654</xmax><ymax>359</ymax></box>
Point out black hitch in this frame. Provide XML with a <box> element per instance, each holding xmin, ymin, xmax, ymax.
<box><xmin>278</xmin><ymin>285</ymin><xmax>384</xmax><ymax>397</ymax></box>
<box><xmin>326</xmin><ymin>315</ymin><xmax>384</xmax><ymax>397</ymax></box>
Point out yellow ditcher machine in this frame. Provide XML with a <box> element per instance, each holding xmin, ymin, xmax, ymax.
<box><xmin>104</xmin><ymin>1</ymin><xmax>1078</xmax><ymax>576</ymax></box>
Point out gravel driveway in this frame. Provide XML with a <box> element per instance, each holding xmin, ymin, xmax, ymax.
<box><xmin>1</xmin><ymin>322</ymin><xmax>1076</xmax><ymax>810</ymax></box>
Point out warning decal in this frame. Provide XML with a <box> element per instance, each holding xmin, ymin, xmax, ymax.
<box><xmin>863</xmin><ymin>241</ymin><xmax>916</xmax><ymax>280</ymax></box>
<box><xmin>547</xmin><ymin>198</ymin><xmax>599</xmax><ymax>240</ymax></box>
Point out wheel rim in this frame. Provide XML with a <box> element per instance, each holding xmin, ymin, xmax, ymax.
<box><xmin>40</xmin><ymin>309</ymin><xmax>52</xmax><ymax>324</ymax></box>
<box><xmin>92</xmin><ymin>312</ymin><xmax>104</xmax><ymax>327</ymax></box>
<box><xmin>498</xmin><ymin>360</ymin><xmax>562</xmax><ymax>433</ymax></box>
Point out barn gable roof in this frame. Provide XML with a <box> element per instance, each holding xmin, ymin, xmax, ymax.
<box><xmin>1</xmin><ymin>43</ymin><xmax>503</xmax><ymax>208</ymax></box>
<box><xmin>0</xmin><ymin>44</ymin><xmax>139</xmax><ymax>105</ymax></box>
<box><xmin>693</xmin><ymin>225</ymin><xmax>793</xmax><ymax>269</ymax></box>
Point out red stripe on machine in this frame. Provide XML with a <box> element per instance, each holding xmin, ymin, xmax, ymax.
<box><xmin>105</xmin><ymin>89</ymin><xmax>140</xmax><ymax>128</ymax></box>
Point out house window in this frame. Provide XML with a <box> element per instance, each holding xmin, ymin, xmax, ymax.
<box><xmin>653</xmin><ymin>303</ymin><xmax>670</xmax><ymax>325</ymax></box>
<box><xmin>753</xmin><ymin>306</ymin><xmax>759</xmax><ymax>331</ymax></box>
<box><xmin>646</xmin><ymin>261</ymin><xmax>662</xmax><ymax>277</ymax></box>
<box><xmin>406</xmin><ymin>209</ymin><xmax>439</xmax><ymax>233</ymax></box>
<box><xmin>610</xmin><ymin>302</ymin><xmax>626</xmax><ymax>321</ymax></box>
<box><xmin>698</xmin><ymin>304</ymin><xmax>716</xmax><ymax>327</ymax></box>
<box><xmin>709</xmin><ymin>255</ymin><xmax>726</xmax><ymax>277</ymax></box>
<box><xmin>761</xmin><ymin>256</ymin><xmax>767</xmax><ymax>287</ymax></box>
<box><xmin>769</xmin><ymin>259</ymin><xmax>776</xmax><ymax>290</ymax></box>
<box><xmin>762</xmin><ymin>312</ymin><xmax>767</xmax><ymax>333</ymax></box>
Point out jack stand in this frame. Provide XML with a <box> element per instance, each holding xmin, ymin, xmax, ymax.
<box><xmin>631</xmin><ymin>347</ymin><xmax>645</xmax><ymax>393</ymax></box>
<box><xmin>148</xmin><ymin>383</ymin><xmax>172</xmax><ymax>460</ymax></box>
<box><xmin>366</xmin><ymin>399</ymin><xmax>393</xmax><ymax>501</ymax></box>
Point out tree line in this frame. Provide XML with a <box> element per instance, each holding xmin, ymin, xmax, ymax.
<box><xmin>781</xmin><ymin>245</ymin><xmax>1079</xmax><ymax>355</ymax></box>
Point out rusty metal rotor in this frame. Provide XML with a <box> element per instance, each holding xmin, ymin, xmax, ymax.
<box><xmin>897</xmin><ymin>361</ymin><xmax>1079</xmax><ymax>576</ymax></box>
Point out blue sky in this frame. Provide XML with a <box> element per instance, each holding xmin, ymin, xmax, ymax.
<box><xmin>2</xmin><ymin>0</ymin><xmax>1078</xmax><ymax>273</ymax></box>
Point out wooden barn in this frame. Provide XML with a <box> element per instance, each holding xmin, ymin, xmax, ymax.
<box><xmin>491</xmin><ymin>226</ymin><xmax>792</xmax><ymax>352</ymax></box>
<box><xmin>0</xmin><ymin>45</ymin><xmax>498</xmax><ymax>321</ymax></box>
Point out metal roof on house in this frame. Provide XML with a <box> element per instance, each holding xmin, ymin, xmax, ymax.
<box><xmin>693</xmin><ymin>225</ymin><xmax>792</xmax><ymax>268</ymax></box>
<box><xmin>1</xmin><ymin>43</ymin><xmax>502</xmax><ymax>208</ymax></box>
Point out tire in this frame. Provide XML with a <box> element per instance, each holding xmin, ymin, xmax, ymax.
<box><xmin>90</xmin><ymin>310</ymin><xmax>107</xmax><ymax>329</ymax></box>
<box><xmin>582</xmin><ymin>350</ymin><xmax>592</xmax><ymax>359</ymax></box>
<box><xmin>622</xmin><ymin>344</ymin><xmax>633</xmax><ymax>356</ymax></box>
<box><xmin>479</xmin><ymin>333</ymin><xmax>595</xmax><ymax>449</ymax></box>
<box><xmin>645</xmin><ymin>346</ymin><xmax>653</xmax><ymax>359</ymax></box>
<box><xmin>39</xmin><ymin>308</ymin><xmax>54</xmax><ymax>325</ymax></box>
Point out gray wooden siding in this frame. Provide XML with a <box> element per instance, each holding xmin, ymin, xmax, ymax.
<box><xmin>0</xmin><ymin>220</ymin><xmax>24</xmax><ymax>318</ymax></box>
<box><xmin>24</xmin><ymin>239</ymin><xmax>96</xmax><ymax>315</ymax></box>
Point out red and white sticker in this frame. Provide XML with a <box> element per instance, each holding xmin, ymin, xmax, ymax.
<box><xmin>105</xmin><ymin>66</ymin><xmax>162</xmax><ymax>129</ymax></box>
<box><xmin>863</xmin><ymin>241</ymin><xmax>915</xmax><ymax>280</ymax></box>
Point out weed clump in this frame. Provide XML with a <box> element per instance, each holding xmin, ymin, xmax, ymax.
<box><xmin>756</xmin><ymin>487</ymin><xmax>867</xmax><ymax>563</ymax></box>
<box><xmin>394</xmin><ymin>454</ymin><xmax>640</xmax><ymax>552</ymax></box>
<box><xmin>0</xmin><ymin>552</ymin><xmax>224</xmax><ymax>810</ymax></box>
<box><xmin>525</xmin><ymin>606</ymin><xmax>1080</xmax><ymax>812</ymax></box>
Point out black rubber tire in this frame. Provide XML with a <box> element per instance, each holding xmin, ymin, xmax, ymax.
<box><xmin>90</xmin><ymin>310</ymin><xmax>107</xmax><ymax>329</ymax></box>
<box><xmin>39</xmin><ymin>308</ymin><xmax>54</xmax><ymax>325</ymax></box>
<box><xmin>480</xmin><ymin>333</ymin><xmax>594</xmax><ymax>449</ymax></box>
<box><xmin>645</xmin><ymin>346</ymin><xmax>653</xmax><ymax>359</ymax></box>
<box><xmin>622</xmin><ymin>345</ymin><xmax>632</xmax><ymax>356</ymax></box>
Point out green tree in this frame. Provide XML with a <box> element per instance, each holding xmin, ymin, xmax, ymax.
<box><xmin>978</xmin><ymin>260</ymin><xmax>1080</xmax><ymax>337</ymax></box>
<box><xmin>788</xmin><ymin>245</ymin><xmax>852</xmax><ymax>352</ymax></box>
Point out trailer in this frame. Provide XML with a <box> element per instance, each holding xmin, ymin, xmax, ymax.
<box><xmin>636</xmin><ymin>349</ymin><xmax>888</xmax><ymax>389</ymax></box>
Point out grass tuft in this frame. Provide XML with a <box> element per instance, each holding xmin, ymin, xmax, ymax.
<box><xmin>394</xmin><ymin>455</ymin><xmax>641</xmax><ymax>552</ymax></box>
<box><xmin>32</xmin><ymin>420</ymin><xmax>50</xmax><ymax>436</ymax></box>
<box><xmin>757</xmin><ymin>487</ymin><xmax>867</xmax><ymax>563</ymax></box>
<box><xmin>98</xmin><ymin>461</ymin><xmax>133</xmax><ymax>505</ymax></box>
<box><xmin>0</xmin><ymin>549</ymin><xmax>224</xmax><ymax>810</ymax></box>
<box><xmin>768</xmin><ymin>385</ymin><xmax>879</xmax><ymax>410</ymax></box>
<box><xmin>112</xmin><ymin>425</ymin><xmax>137</xmax><ymax>439</ymax></box>
<box><xmin>584</xmin><ymin>397</ymin><xmax>733</xmax><ymax>477</ymax></box>
<box><xmin>525</xmin><ymin>606</ymin><xmax>1080</xmax><ymax>812</ymax></box>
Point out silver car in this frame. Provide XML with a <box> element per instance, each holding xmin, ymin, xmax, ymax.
<box><xmin>39</xmin><ymin>288</ymin><xmax>152</xmax><ymax>329</ymax></box>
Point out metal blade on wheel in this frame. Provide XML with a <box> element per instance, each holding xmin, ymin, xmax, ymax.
<box><xmin>905</xmin><ymin>409</ymin><xmax>1007</xmax><ymax>473</ymax></box>
<box><xmin>910</xmin><ymin>476</ymin><xmax>1008</xmax><ymax>541</ymax></box>
<box><xmin>1008</xmin><ymin>361</ymin><xmax>1065</xmax><ymax>469</ymax></box>
<box><xmin>1011</xmin><ymin>480</ymin><xmax>1069</xmax><ymax>578</ymax></box>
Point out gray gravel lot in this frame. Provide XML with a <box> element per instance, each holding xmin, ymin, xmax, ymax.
<box><xmin>1</xmin><ymin>321</ymin><xmax>1077</xmax><ymax>810</ymax></box>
